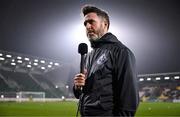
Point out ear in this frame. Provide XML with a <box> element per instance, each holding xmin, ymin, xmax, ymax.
<box><xmin>104</xmin><ymin>21</ymin><xmax>108</xmax><ymax>30</ymax></box>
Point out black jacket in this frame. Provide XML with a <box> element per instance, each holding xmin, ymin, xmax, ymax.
<box><xmin>73</xmin><ymin>33</ymin><xmax>139</xmax><ymax>116</ymax></box>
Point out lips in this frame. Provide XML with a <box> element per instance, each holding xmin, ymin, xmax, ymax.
<box><xmin>88</xmin><ymin>31</ymin><xmax>95</xmax><ymax>34</ymax></box>
<box><xmin>88</xmin><ymin>32</ymin><xmax>94</xmax><ymax>35</ymax></box>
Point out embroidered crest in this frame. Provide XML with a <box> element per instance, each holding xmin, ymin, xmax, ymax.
<box><xmin>97</xmin><ymin>53</ymin><xmax>107</xmax><ymax>65</ymax></box>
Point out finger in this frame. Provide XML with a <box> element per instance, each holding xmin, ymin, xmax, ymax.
<box><xmin>74</xmin><ymin>79</ymin><xmax>85</xmax><ymax>83</ymax></box>
<box><xmin>74</xmin><ymin>76</ymin><xmax>85</xmax><ymax>80</ymax></box>
<box><xmin>75</xmin><ymin>83</ymin><xmax>85</xmax><ymax>86</ymax></box>
<box><xmin>74</xmin><ymin>80</ymin><xmax>85</xmax><ymax>84</ymax></box>
<box><xmin>75</xmin><ymin>73</ymin><xmax>85</xmax><ymax>77</ymax></box>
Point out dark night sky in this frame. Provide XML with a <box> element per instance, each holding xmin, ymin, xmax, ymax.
<box><xmin>0</xmin><ymin>0</ymin><xmax>180</xmax><ymax>74</ymax></box>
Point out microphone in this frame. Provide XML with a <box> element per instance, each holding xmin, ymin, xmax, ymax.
<box><xmin>78</xmin><ymin>43</ymin><xmax>88</xmax><ymax>73</ymax></box>
<box><xmin>78</xmin><ymin>43</ymin><xmax>88</xmax><ymax>90</ymax></box>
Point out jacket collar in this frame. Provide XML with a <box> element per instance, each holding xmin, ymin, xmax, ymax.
<box><xmin>90</xmin><ymin>32</ymin><xmax>119</xmax><ymax>49</ymax></box>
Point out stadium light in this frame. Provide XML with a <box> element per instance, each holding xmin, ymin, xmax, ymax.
<box><xmin>6</xmin><ymin>54</ymin><xmax>12</xmax><ymax>58</ymax></box>
<box><xmin>139</xmin><ymin>78</ymin><xmax>144</xmax><ymax>81</ymax></box>
<box><xmin>16</xmin><ymin>95</ymin><xmax>19</xmax><ymax>99</ymax></box>
<box><xmin>49</xmin><ymin>62</ymin><xmax>53</xmax><ymax>65</ymax></box>
<box><xmin>33</xmin><ymin>63</ymin><xmax>38</xmax><ymax>66</ymax></box>
<box><xmin>164</xmin><ymin>76</ymin><xmax>170</xmax><ymax>80</ymax></box>
<box><xmin>27</xmin><ymin>65</ymin><xmax>32</xmax><ymax>68</ymax></box>
<box><xmin>156</xmin><ymin>77</ymin><xmax>161</xmax><ymax>80</ymax></box>
<box><xmin>11</xmin><ymin>62</ymin><xmax>16</xmax><ymax>66</ymax></box>
<box><xmin>12</xmin><ymin>59</ymin><xmax>15</xmax><ymax>62</ymax></box>
<box><xmin>65</xmin><ymin>85</ymin><xmax>69</xmax><ymax>89</ymax></box>
<box><xmin>1</xmin><ymin>95</ymin><xmax>4</xmax><ymax>98</ymax></box>
<box><xmin>41</xmin><ymin>67</ymin><xmax>45</xmax><ymax>70</ymax></box>
<box><xmin>0</xmin><ymin>53</ymin><xmax>3</xmax><ymax>56</ymax></box>
<box><xmin>61</xmin><ymin>96</ymin><xmax>65</xmax><ymax>100</ymax></box>
<box><xmin>48</xmin><ymin>65</ymin><xmax>52</xmax><ymax>68</ymax></box>
<box><xmin>17</xmin><ymin>60</ymin><xmax>22</xmax><ymax>63</ymax></box>
<box><xmin>0</xmin><ymin>57</ymin><xmax>5</xmax><ymax>61</ymax></box>
<box><xmin>17</xmin><ymin>56</ymin><xmax>22</xmax><ymax>59</ymax></box>
<box><xmin>147</xmin><ymin>78</ymin><xmax>151</xmax><ymax>81</ymax></box>
<box><xmin>34</xmin><ymin>59</ymin><xmax>38</xmax><ymax>62</ymax></box>
<box><xmin>25</xmin><ymin>57</ymin><xmax>30</xmax><ymax>61</ymax></box>
<box><xmin>40</xmin><ymin>60</ymin><xmax>45</xmax><ymax>64</ymax></box>
<box><xmin>54</xmin><ymin>63</ymin><xmax>59</xmax><ymax>66</ymax></box>
<box><xmin>55</xmin><ymin>85</ymin><xmax>58</xmax><ymax>88</ymax></box>
<box><xmin>174</xmin><ymin>76</ymin><xmax>180</xmax><ymax>79</ymax></box>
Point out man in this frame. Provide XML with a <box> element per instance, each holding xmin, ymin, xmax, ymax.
<box><xmin>73</xmin><ymin>5</ymin><xmax>139</xmax><ymax>116</ymax></box>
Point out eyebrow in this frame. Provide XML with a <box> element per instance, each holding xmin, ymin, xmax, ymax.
<box><xmin>84</xmin><ymin>19</ymin><xmax>95</xmax><ymax>26</ymax></box>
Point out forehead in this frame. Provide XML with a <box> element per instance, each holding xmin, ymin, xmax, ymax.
<box><xmin>84</xmin><ymin>12</ymin><xmax>99</xmax><ymax>20</ymax></box>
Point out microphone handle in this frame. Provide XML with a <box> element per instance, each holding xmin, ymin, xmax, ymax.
<box><xmin>80</xmin><ymin>54</ymin><xmax>85</xmax><ymax>73</ymax></box>
<box><xmin>78</xmin><ymin>54</ymin><xmax>85</xmax><ymax>91</ymax></box>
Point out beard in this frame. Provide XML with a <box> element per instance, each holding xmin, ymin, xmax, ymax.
<box><xmin>87</xmin><ymin>25</ymin><xmax>105</xmax><ymax>42</ymax></box>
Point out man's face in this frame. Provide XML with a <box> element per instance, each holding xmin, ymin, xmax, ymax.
<box><xmin>84</xmin><ymin>12</ymin><xmax>107</xmax><ymax>41</ymax></box>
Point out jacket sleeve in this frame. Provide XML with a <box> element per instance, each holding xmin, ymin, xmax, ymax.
<box><xmin>113</xmin><ymin>47</ymin><xmax>139</xmax><ymax>116</ymax></box>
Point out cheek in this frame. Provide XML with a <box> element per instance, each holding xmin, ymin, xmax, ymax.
<box><xmin>94</xmin><ymin>24</ymin><xmax>101</xmax><ymax>32</ymax></box>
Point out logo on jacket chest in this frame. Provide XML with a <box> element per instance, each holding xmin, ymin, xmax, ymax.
<box><xmin>96</xmin><ymin>53</ymin><xmax>108</xmax><ymax>65</ymax></box>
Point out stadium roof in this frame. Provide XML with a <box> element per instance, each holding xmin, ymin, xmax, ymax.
<box><xmin>0</xmin><ymin>50</ymin><xmax>62</xmax><ymax>74</ymax></box>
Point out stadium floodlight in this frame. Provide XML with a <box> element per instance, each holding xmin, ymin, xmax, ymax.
<box><xmin>54</xmin><ymin>63</ymin><xmax>59</xmax><ymax>66</ymax></box>
<box><xmin>62</xmin><ymin>96</ymin><xmax>65</xmax><ymax>100</ymax></box>
<box><xmin>174</xmin><ymin>76</ymin><xmax>180</xmax><ymax>79</ymax></box>
<box><xmin>139</xmin><ymin>78</ymin><xmax>144</xmax><ymax>81</ymax></box>
<box><xmin>40</xmin><ymin>60</ymin><xmax>45</xmax><ymax>63</ymax></box>
<box><xmin>48</xmin><ymin>65</ymin><xmax>52</xmax><ymax>68</ymax></box>
<box><xmin>6</xmin><ymin>54</ymin><xmax>12</xmax><ymax>58</ymax></box>
<box><xmin>11</xmin><ymin>62</ymin><xmax>16</xmax><ymax>66</ymax></box>
<box><xmin>0</xmin><ymin>57</ymin><xmax>5</xmax><ymax>61</ymax></box>
<box><xmin>147</xmin><ymin>78</ymin><xmax>151</xmax><ymax>81</ymax></box>
<box><xmin>156</xmin><ymin>77</ymin><xmax>161</xmax><ymax>80</ymax></box>
<box><xmin>65</xmin><ymin>85</ymin><xmax>69</xmax><ymax>89</ymax></box>
<box><xmin>41</xmin><ymin>67</ymin><xmax>45</xmax><ymax>70</ymax></box>
<box><xmin>12</xmin><ymin>59</ymin><xmax>15</xmax><ymax>62</ymax></box>
<box><xmin>33</xmin><ymin>62</ymin><xmax>38</xmax><ymax>66</ymax></box>
<box><xmin>16</xmin><ymin>95</ymin><xmax>19</xmax><ymax>99</ymax></box>
<box><xmin>17</xmin><ymin>56</ymin><xmax>22</xmax><ymax>59</ymax></box>
<box><xmin>34</xmin><ymin>59</ymin><xmax>38</xmax><ymax>62</ymax></box>
<box><xmin>25</xmin><ymin>57</ymin><xmax>30</xmax><ymax>61</ymax></box>
<box><xmin>17</xmin><ymin>60</ymin><xmax>22</xmax><ymax>63</ymax></box>
<box><xmin>164</xmin><ymin>76</ymin><xmax>170</xmax><ymax>80</ymax></box>
<box><xmin>1</xmin><ymin>95</ymin><xmax>4</xmax><ymax>98</ymax></box>
<box><xmin>0</xmin><ymin>53</ymin><xmax>3</xmax><ymax>56</ymax></box>
<box><xmin>49</xmin><ymin>62</ymin><xmax>53</xmax><ymax>65</ymax></box>
<box><xmin>55</xmin><ymin>85</ymin><xmax>58</xmax><ymax>88</ymax></box>
<box><xmin>27</xmin><ymin>65</ymin><xmax>32</xmax><ymax>68</ymax></box>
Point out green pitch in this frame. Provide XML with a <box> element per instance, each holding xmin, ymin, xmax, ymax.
<box><xmin>0</xmin><ymin>101</ymin><xmax>180</xmax><ymax>116</ymax></box>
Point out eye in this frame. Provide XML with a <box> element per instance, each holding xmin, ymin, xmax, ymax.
<box><xmin>89</xmin><ymin>20</ymin><xmax>94</xmax><ymax>24</ymax></box>
<box><xmin>84</xmin><ymin>21</ymin><xmax>87</xmax><ymax>26</ymax></box>
<box><xmin>84</xmin><ymin>20</ymin><xmax>95</xmax><ymax>26</ymax></box>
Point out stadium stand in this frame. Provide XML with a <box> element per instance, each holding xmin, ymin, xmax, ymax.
<box><xmin>0</xmin><ymin>50</ymin><xmax>179</xmax><ymax>102</ymax></box>
<box><xmin>138</xmin><ymin>72</ymin><xmax>180</xmax><ymax>102</ymax></box>
<box><xmin>0</xmin><ymin>50</ymin><xmax>64</xmax><ymax>99</ymax></box>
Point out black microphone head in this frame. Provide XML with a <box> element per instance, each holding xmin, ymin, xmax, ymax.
<box><xmin>78</xmin><ymin>43</ymin><xmax>88</xmax><ymax>55</ymax></box>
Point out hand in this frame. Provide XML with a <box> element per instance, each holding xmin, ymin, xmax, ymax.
<box><xmin>74</xmin><ymin>73</ymin><xmax>86</xmax><ymax>89</ymax></box>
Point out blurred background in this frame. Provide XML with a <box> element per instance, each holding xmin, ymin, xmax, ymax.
<box><xmin>0</xmin><ymin>0</ymin><xmax>179</xmax><ymax>116</ymax></box>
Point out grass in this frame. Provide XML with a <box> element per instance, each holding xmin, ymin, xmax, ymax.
<box><xmin>136</xmin><ymin>102</ymin><xmax>180</xmax><ymax>116</ymax></box>
<box><xmin>0</xmin><ymin>101</ymin><xmax>180</xmax><ymax>116</ymax></box>
<box><xmin>0</xmin><ymin>101</ymin><xmax>77</xmax><ymax>116</ymax></box>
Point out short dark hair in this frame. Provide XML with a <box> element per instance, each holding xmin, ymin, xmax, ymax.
<box><xmin>82</xmin><ymin>5</ymin><xmax>110</xmax><ymax>30</ymax></box>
